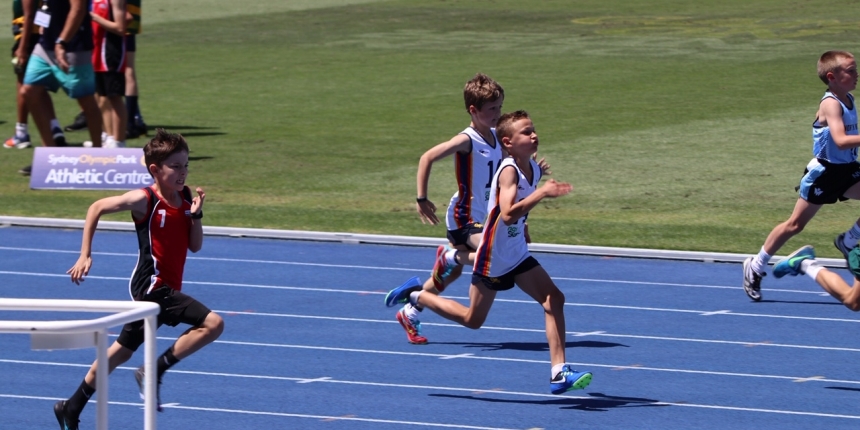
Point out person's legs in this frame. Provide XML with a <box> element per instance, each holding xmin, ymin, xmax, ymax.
<box><xmin>169</xmin><ymin>312</ymin><xmax>224</xmax><ymax>359</ymax></box>
<box><xmin>417</xmin><ymin>281</ymin><xmax>497</xmax><ymax>329</ymax></box>
<box><xmin>22</xmin><ymin>83</ymin><xmax>56</xmax><ymax>146</ymax></box>
<box><xmin>79</xmin><ymin>94</ymin><xmax>104</xmax><ymax>147</ymax></box>
<box><xmin>57</xmin><ymin>341</ymin><xmax>135</xmax><ymax>425</ymax></box>
<box><xmin>514</xmin><ymin>265</ymin><xmax>567</xmax><ymax>365</ymax></box>
<box><xmin>108</xmin><ymin>94</ymin><xmax>127</xmax><ymax>145</ymax></box>
<box><xmin>814</xmin><ymin>271</ymin><xmax>860</xmax><ymax>310</ymax></box>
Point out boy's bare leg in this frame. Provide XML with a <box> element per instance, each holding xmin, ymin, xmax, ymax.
<box><xmin>815</xmin><ymin>271</ymin><xmax>860</xmax><ymax>311</ymax></box>
<box><xmin>79</xmin><ymin>94</ymin><xmax>104</xmax><ymax>147</ymax></box>
<box><xmin>515</xmin><ymin>265</ymin><xmax>566</xmax><ymax>366</ymax></box>
<box><xmin>417</xmin><ymin>282</ymin><xmax>497</xmax><ymax>329</ymax></box>
<box><xmin>762</xmin><ymin>198</ymin><xmax>821</xmax><ymax>255</ymax></box>
<box><xmin>171</xmin><ymin>312</ymin><xmax>224</xmax><ymax>359</ymax></box>
<box><xmin>83</xmin><ymin>341</ymin><xmax>135</xmax><ymax>386</ymax></box>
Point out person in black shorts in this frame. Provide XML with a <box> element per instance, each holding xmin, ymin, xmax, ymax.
<box><xmin>54</xmin><ymin>130</ymin><xmax>224</xmax><ymax>430</ymax></box>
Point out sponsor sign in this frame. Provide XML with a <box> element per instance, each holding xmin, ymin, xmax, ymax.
<box><xmin>30</xmin><ymin>147</ymin><xmax>153</xmax><ymax>190</ymax></box>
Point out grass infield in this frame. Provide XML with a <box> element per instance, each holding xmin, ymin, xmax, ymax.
<box><xmin>1</xmin><ymin>0</ymin><xmax>860</xmax><ymax>256</ymax></box>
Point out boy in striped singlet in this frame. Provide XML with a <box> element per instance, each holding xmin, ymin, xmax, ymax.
<box><xmin>386</xmin><ymin>111</ymin><xmax>592</xmax><ymax>394</ymax></box>
<box><xmin>54</xmin><ymin>129</ymin><xmax>224</xmax><ymax>430</ymax></box>
<box><xmin>743</xmin><ymin>51</ymin><xmax>860</xmax><ymax>301</ymax></box>
<box><xmin>392</xmin><ymin>73</ymin><xmax>506</xmax><ymax>345</ymax></box>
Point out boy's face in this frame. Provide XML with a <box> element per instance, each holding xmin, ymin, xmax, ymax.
<box><xmin>504</xmin><ymin>118</ymin><xmax>539</xmax><ymax>158</ymax></box>
<box><xmin>470</xmin><ymin>97</ymin><xmax>503</xmax><ymax>129</ymax></box>
<box><xmin>830</xmin><ymin>56</ymin><xmax>858</xmax><ymax>92</ymax></box>
<box><xmin>149</xmin><ymin>150</ymin><xmax>189</xmax><ymax>193</ymax></box>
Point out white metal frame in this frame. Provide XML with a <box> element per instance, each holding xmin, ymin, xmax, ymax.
<box><xmin>0</xmin><ymin>298</ymin><xmax>160</xmax><ymax>430</ymax></box>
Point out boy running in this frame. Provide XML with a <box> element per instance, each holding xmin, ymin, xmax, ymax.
<box><xmin>54</xmin><ymin>129</ymin><xmax>224</xmax><ymax>430</ymax></box>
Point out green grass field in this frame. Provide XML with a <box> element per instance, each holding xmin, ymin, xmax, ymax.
<box><xmin>1</xmin><ymin>0</ymin><xmax>860</xmax><ymax>256</ymax></box>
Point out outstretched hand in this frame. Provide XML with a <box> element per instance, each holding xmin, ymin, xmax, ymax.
<box><xmin>540</xmin><ymin>179</ymin><xmax>572</xmax><ymax>198</ymax></box>
<box><xmin>67</xmin><ymin>255</ymin><xmax>92</xmax><ymax>285</ymax></box>
<box><xmin>417</xmin><ymin>199</ymin><xmax>439</xmax><ymax>225</ymax></box>
<box><xmin>190</xmin><ymin>187</ymin><xmax>205</xmax><ymax>214</ymax></box>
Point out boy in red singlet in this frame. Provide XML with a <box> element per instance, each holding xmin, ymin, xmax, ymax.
<box><xmin>54</xmin><ymin>129</ymin><xmax>224</xmax><ymax>430</ymax></box>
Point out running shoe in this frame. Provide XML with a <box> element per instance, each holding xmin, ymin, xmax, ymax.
<box><xmin>834</xmin><ymin>233</ymin><xmax>853</xmax><ymax>262</ymax></box>
<box><xmin>3</xmin><ymin>134</ymin><xmax>30</xmax><ymax>149</ymax></box>
<box><xmin>742</xmin><ymin>256</ymin><xmax>765</xmax><ymax>301</ymax></box>
<box><xmin>430</xmin><ymin>245</ymin><xmax>454</xmax><ymax>291</ymax></box>
<box><xmin>127</xmin><ymin>117</ymin><xmax>148</xmax><ymax>139</ymax></box>
<box><xmin>773</xmin><ymin>245</ymin><xmax>815</xmax><ymax>278</ymax></box>
<box><xmin>550</xmin><ymin>365</ymin><xmax>592</xmax><ymax>394</ymax></box>
<box><xmin>384</xmin><ymin>276</ymin><xmax>422</xmax><ymax>307</ymax></box>
<box><xmin>18</xmin><ymin>165</ymin><xmax>31</xmax><ymax>176</ymax></box>
<box><xmin>64</xmin><ymin>111</ymin><xmax>87</xmax><ymax>132</ymax></box>
<box><xmin>134</xmin><ymin>367</ymin><xmax>163</xmax><ymax>412</ymax></box>
<box><xmin>53</xmin><ymin>400</ymin><xmax>80</xmax><ymax>430</ymax></box>
<box><xmin>396</xmin><ymin>306</ymin><xmax>428</xmax><ymax>344</ymax></box>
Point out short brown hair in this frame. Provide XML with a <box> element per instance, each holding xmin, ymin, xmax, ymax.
<box><xmin>463</xmin><ymin>73</ymin><xmax>504</xmax><ymax>112</ymax></box>
<box><xmin>144</xmin><ymin>128</ymin><xmax>189</xmax><ymax>171</ymax></box>
<box><xmin>818</xmin><ymin>50</ymin><xmax>854</xmax><ymax>84</ymax></box>
<box><xmin>496</xmin><ymin>110</ymin><xmax>531</xmax><ymax>141</ymax></box>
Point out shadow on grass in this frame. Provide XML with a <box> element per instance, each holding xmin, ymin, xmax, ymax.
<box><xmin>146</xmin><ymin>125</ymin><xmax>226</xmax><ymax>138</ymax></box>
<box><xmin>429</xmin><ymin>340</ymin><xmax>629</xmax><ymax>352</ymax></box>
<box><xmin>428</xmin><ymin>392</ymin><xmax>666</xmax><ymax>412</ymax></box>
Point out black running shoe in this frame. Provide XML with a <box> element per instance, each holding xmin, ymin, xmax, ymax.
<box><xmin>134</xmin><ymin>366</ymin><xmax>163</xmax><ymax>412</ymax></box>
<box><xmin>52</xmin><ymin>128</ymin><xmax>67</xmax><ymax>147</ymax></box>
<box><xmin>126</xmin><ymin>119</ymin><xmax>148</xmax><ymax>139</ymax></box>
<box><xmin>64</xmin><ymin>112</ymin><xmax>87</xmax><ymax>132</ymax></box>
<box><xmin>18</xmin><ymin>165</ymin><xmax>31</xmax><ymax>176</ymax></box>
<box><xmin>53</xmin><ymin>400</ymin><xmax>80</xmax><ymax>430</ymax></box>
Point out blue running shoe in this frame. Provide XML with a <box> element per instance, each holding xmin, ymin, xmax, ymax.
<box><xmin>550</xmin><ymin>365</ymin><xmax>592</xmax><ymax>394</ymax></box>
<box><xmin>385</xmin><ymin>276</ymin><xmax>422</xmax><ymax>307</ymax></box>
<box><xmin>773</xmin><ymin>245</ymin><xmax>815</xmax><ymax>279</ymax></box>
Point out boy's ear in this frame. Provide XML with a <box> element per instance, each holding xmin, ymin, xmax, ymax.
<box><xmin>148</xmin><ymin>163</ymin><xmax>158</xmax><ymax>176</ymax></box>
<box><xmin>468</xmin><ymin>104</ymin><xmax>477</xmax><ymax>115</ymax></box>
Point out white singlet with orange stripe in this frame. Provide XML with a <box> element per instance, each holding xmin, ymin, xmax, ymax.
<box><xmin>473</xmin><ymin>157</ymin><xmax>541</xmax><ymax>277</ymax></box>
<box><xmin>445</xmin><ymin>127</ymin><xmax>503</xmax><ymax>230</ymax></box>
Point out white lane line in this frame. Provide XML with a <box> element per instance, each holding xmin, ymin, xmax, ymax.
<box><xmin>0</xmin><ymin>246</ymin><xmax>830</xmax><ymax>296</ymax></box>
<box><xmin>1</xmin><ymin>370</ymin><xmax>860</xmax><ymax>421</ymax></box>
<box><xmin>0</xmin><ymin>270</ymin><xmax>852</xmax><ymax>324</ymax></box>
<box><xmin>0</xmin><ymin>393</ymin><xmax>519</xmax><ymax>429</ymax></box>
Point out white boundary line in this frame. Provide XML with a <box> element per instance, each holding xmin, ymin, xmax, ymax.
<box><xmin>1</xmin><ymin>364</ymin><xmax>860</xmax><ymax>421</ymax></box>
<box><xmin>0</xmin><ymin>216</ymin><xmax>847</xmax><ymax>267</ymax></box>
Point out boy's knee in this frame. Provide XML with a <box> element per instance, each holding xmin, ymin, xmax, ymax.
<box><xmin>205</xmin><ymin>312</ymin><xmax>225</xmax><ymax>337</ymax></box>
<box><xmin>462</xmin><ymin>314</ymin><xmax>486</xmax><ymax>329</ymax></box>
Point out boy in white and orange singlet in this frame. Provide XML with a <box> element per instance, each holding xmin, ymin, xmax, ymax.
<box><xmin>386</xmin><ymin>110</ymin><xmax>591</xmax><ymax>394</ymax></box>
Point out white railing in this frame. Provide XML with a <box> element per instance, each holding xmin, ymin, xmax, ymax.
<box><xmin>0</xmin><ymin>298</ymin><xmax>160</xmax><ymax>430</ymax></box>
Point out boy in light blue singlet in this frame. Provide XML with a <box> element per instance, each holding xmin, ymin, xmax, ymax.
<box><xmin>743</xmin><ymin>51</ymin><xmax>860</xmax><ymax>301</ymax></box>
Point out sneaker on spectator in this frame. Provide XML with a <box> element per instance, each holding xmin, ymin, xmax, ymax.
<box><xmin>127</xmin><ymin>117</ymin><xmax>148</xmax><ymax>139</ymax></box>
<box><xmin>550</xmin><ymin>365</ymin><xmax>592</xmax><ymax>394</ymax></box>
<box><xmin>18</xmin><ymin>165</ymin><xmax>31</xmax><ymax>176</ymax></box>
<box><xmin>396</xmin><ymin>307</ymin><xmax>428</xmax><ymax>344</ymax></box>
<box><xmin>52</xmin><ymin>128</ymin><xmax>67</xmax><ymax>147</ymax></box>
<box><xmin>3</xmin><ymin>134</ymin><xmax>30</xmax><ymax>149</ymax></box>
<box><xmin>64</xmin><ymin>111</ymin><xmax>87</xmax><ymax>132</ymax></box>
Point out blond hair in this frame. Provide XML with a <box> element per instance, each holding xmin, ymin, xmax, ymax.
<box><xmin>818</xmin><ymin>50</ymin><xmax>855</xmax><ymax>84</ymax></box>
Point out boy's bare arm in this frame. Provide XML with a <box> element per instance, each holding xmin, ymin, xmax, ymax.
<box><xmin>498</xmin><ymin>167</ymin><xmax>571</xmax><ymax>225</ymax></box>
<box><xmin>91</xmin><ymin>0</ymin><xmax>127</xmax><ymax>35</ymax></box>
<box><xmin>188</xmin><ymin>187</ymin><xmax>205</xmax><ymax>253</ymax></box>
<box><xmin>415</xmin><ymin>133</ymin><xmax>472</xmax><ymax>225</ymax></box>
<box><xmin>67</xmin><ymin>190</ymin><xmax>148</xmax><ymax>284</ymax></box>
<box><xmin>820</xmin><ymin>98</ymin><xmax>860</xmax><ymax>149</ymax></box>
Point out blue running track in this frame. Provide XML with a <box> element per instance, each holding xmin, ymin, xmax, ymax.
<box><xmin>2</xmin><ymin>225</ymin><xmax>860</xmax><ymax>429</ymax></box>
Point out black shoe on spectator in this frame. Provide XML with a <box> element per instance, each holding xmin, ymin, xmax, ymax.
<box><xmin>19</xmin><ymin>165</ymin><xmax>31</xmax><ymax>176</ymax></box>
<box><xmin>64</xmin><ymin>112</ymin><xmax>87</xmax><ymax>132</ymax></box>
